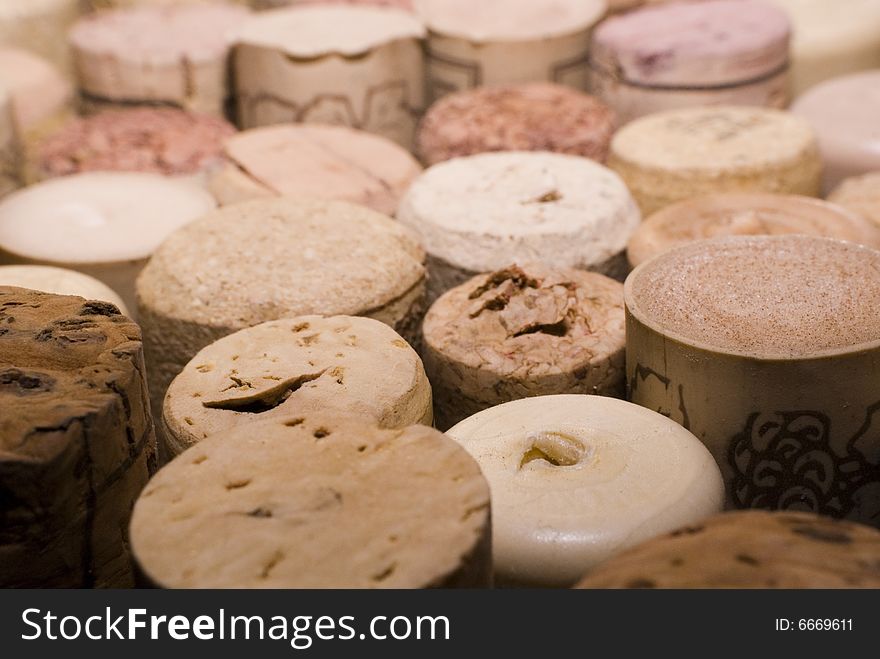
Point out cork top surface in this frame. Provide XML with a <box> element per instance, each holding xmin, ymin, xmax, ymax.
<box><xmin>592</xmin><ymin>0</ymin><xmax>790</xmax><ymax>86</ymax></box>
<box><xmin>417</xmin><ymin>83</ymin><xmax>617</xmax><ymax>166</ymax></box>
<box><xmin>627</xmin><ymin>193</ymin><xmax>880</xmax><ymax>267</ymax></box>
<box><xmin>217</xmin><ymin>123</ymin><xmax>421</xmax><ymax>215</ymax></box>
<box><xmin>424</xmin><ymin>264</ymin><xmax>624</xmax><ymax>379</ymax></box>
<box><xmin>0</xmin><ymin>172</ymin><xmax>216</xmax><ymax>264</ymax></box>
<box><xmin>131</xmin><ymin>415</ymin><xmax>490</xmax><ymax>588</ymax></box>
<box><xmin>829</xmin><ymin>171</ymin><xmax>880</xmax><ymax>228</ymax></box>
<box><xmin>0</xmin><ymin>286</ymin><xmax>139</xmax><ymax>460</ymax></box>
<box><xmin>397</xmin><ymin>151</ymin><xmax>640</xmax><ymax>272</ymax></box>
<box><xmin>447</xmin><ymin>394</ymin><xmax>723</xmax><ymax>586</ymax></box>
<box><xmin>0</xmin><ymin>265</ymin><xmax>128</xmax><ymax>314</ymax></box>
<box><xmin>577</xmin><ymin>510</ymin><xmax>880</xmax><ymax>588</ymax></box>
<box><xmin>767</xmin><ymin>0</ymin><xmax>880</xmax><ymax>50</ymax></box>
<box><xmin>610</xmin><ymin>106</ymin><xmax>817</xmax><ymax>173</ymax></box>
<box><xmin>164</xmin><ymin>315</ymin><xmax>432</xmax><ymax>455</ymax></box>
<box><xmin>38</xmin><ymin>108</ymin><xmax>236</xmax><ymax>178</ymax></box>
<box><xmin>69</xmin><ymin>4</ymin><xmax>249</xmax><ymax>62</ymax></box>
<box><xmin>627</xmin><ymin>235</ymin><xmax>880</xmax><ymax>358</ymax></box>
<box><xmin>415</xmin><ymin>0</ymin><xmax>606</xmax><ymax>42</ymax></box>
<box><xmin>0</xmin><ymin>47</ymin><xmax>71</xmax><ymax>130</ymax></box>
<box><xmin>792</xmin><ymin>71</ymin><xmax>880</xmax><ymax>152</ymax></box>
<box><xmin>136</xmin><ymin>198</ymin><xmax>425</xmax><ymax>328</ymax></box>
<box><xmin>236</xmin><ymin>6</ymin><xmax>425</xmax><ymax>56</ymax></box>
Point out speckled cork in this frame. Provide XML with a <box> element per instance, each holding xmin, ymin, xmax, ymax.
<box><xmin>767</xmin><ymin>0</ymin><xmax>880</xmax><ymax>96</ymax></box>
<box><xmin>233</xmin><ymin>6</ymin><xmax>425</xmax><ymax>149</ymax></box>
<box><xmin>627</xmin><ymin>193</ymin><xmax>880</xmax><ymax>268</ymax></box>
<box><xmin>417</xmin><ymin>0</ymin><xmax>606</xmax><ymax>102</ymax></box>
<box><xmin>626</xmin><ymin>235</ymin><xmax>880</xmax><ymax>524</ymax></box>
<box><xmin>446</xmin><ymin>395</ymin><xmax>724</xmax><ymax>587</ymax></box>
<box><xmin>208</xmin><ymin>124</ymin><xmax>421</xmax><ymax>215</ymax></box>
<box><xmin>70</xmin><ymin>4</ymin><xmax>249</xmax><ymax>115</ymax></box>
<box><xmin>792</xmin><ymin>71</ymin><xmax>880</xmax><ymax>193</ymax></box>
<box><xmin>163</xmin><ymin>315</ymin><xmax>433</xmax><ymax>457</ymax></box>
<box><xmin>609</xmin><ymin>106</ymin><xmax>822</xmax><ymax>215</ymax></box>
<box><xmin>397</xmin><ymin>151</ymin><xmax>641</xmax><ymax>302</ymax></box>
<box><xmin>131</xmin><ymin>415</ymin><xmax>491</xmax><ymax>588</ymax></box>
<box><xmin>423</xmin><ymin>264</ymin><xmax>626</xmax><ymax>430</ymax></box>
<box><xmin>0</xmin><ymin>265</ymin><xmax>128</xmax><ymax>314</ymax></box>
<box><xmin>590</xmin><ymin>0</ymin><xmax>791</xmax><ymax>124</ymax></box>
<box><xmin>36</xmin><ymin>108</ymin><xmax>236</xmax><ymax>180</ymax></box>
<box><xmin>0</xmin><ymin>0</ymin><xmax>80</xmax><ymax>74</ymax></box>
<box><xmin>417</xmin><ymin>83</ymin><xmax>616</xmax><ymax>166</ymax></box>
<box><xmin>577</xmin><ymin>510</ymin><xmax>880</xmax><ymax>588</ymax></box>
<box><xmin>0</xmin><ymin>287</ymin><xmax>155</xmax><ymax>587</ymax></box>
<box><xmin>0</xmin><ymin>86</ymin><xmax>21</xmax><ymax>200</ymax></box>
<box><xmin>136</xmin><ymin>197</ymin><xmax>427</xmax><ymax>440</ymax></box>
<box><xmin>829</xmin><ymin>172</ymin><xmax>880</xmax><ymax>230</ymax></box>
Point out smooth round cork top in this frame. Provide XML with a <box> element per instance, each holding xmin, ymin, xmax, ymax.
<box><xmin>0</xmin><ymin>48</ymin><xmax>71</xmax><ymax>130</ymax></box>
<box><xmin>610</xmin><ymin>106</ymin><xmax>818</xmax><ymax>174</ymax></box>
<box><xmin>417</xmin><ymin>83</ymin><xmax>617</xmax><ymax>166</ymax></box>
<box><xmin>0</xmin><ymin>172</ymin><xmax>216</xmax><ymax>264</ymax></box>
<box><xmin>829</xmin><ymin>171</ymin><xmax>880</xmax><ymax>229</ymax></box>
<box><xmin>792</xmin><ymin>71</ymin><xmax>880</xmax><ymax>156</ymax></box>
<box><xmin>627</xmin><ymin>193</ymin><xmax>880</xmax><ymax>267</ymax></box>
<box><xmin>627</xmin><ymin>235</ymin><xmax>880</xmax><ymax>359</ymax></box>
<box><xmin>216</xmin><ymin>124</ymin><xmax>421</xmax><ymax>215</ymax></box>
<box><xmin>37</xmin><ymin>108</ymin><xmax>236</xmax><ymax>178</ymax></box>
<box><xmin>397</xmin><ymin>151</ymin><xmax>640</xmax><ymax>273</ymax></box>
<box><xmin>0</xmin><ymin>265</ymin><xmax>128</xmax><ymax>314</ymax></box>
<box><xmin>130</xmin><ymin>415</ymin><xmax>491</xmax><ymax>588</ymax></box>
<box><xmin>69</xmin><ymin>4</ymin><xmax>250</xmax><ymax>63</ymax></box>
<box><xmin>137</xmin><ymin>198</ymin><xmax>425</xmax><ymax>328</ymax></box>
<box><xmin>767</xmin><ymin>0</ymin><xmax>880</xmax><ymax>52</ymax></box>
<box><xmin>164</xmin><ymin>315</ymin><xmax>432</xmax><ymax>455</ymax></box>
<box><xmin>424</xmin><ymin>264</ymin><xmax>624</xmax><ymax>380</ymax></box>
<box><xmin>415</xmin><ymin>0</ymin><xmax>606</xmax><ymax>42</ymax></box>
<box><xmin>591</xmin><ymin>0</ymin><xmax>790</xmax><ymax>86</ymax></box>
<box><xmin>577</xmin><ymin>510</ymin><xmax>880</xmax><ymax>588</ymax></box>
<box><xmin>446</xmin><ymin>394</ymin><xmax>724</xmax><ymax>587</ymax></box>
<box><xmin>236</xmin><ymin>6</ymin><xmax>425</xmax><ymax>57</ymax></box>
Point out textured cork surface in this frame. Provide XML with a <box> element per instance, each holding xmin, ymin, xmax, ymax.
<box><xmin>577</xmin><ymin>510</ymin><xmax>880</xmax><ymax>588</ymax></box>
<box><xmin>164</xmin><ymin>315</ymin><xmax>433</xmax><ymax>456</ymax></box>
<box><xmin>829</xmin><ymin>172</ymin><xmax>880</xmax><ymax>229</ymax></box>
<box><xmin>446</xmin><ymin>395</ymin><xmax>724</xmax><ymax>587</ymax></box>
<box><xmin>0</xmin><ymin>286</ymin><xmax>155</xmax><ymax>587</ymax></box>
<box><xmin>37</xmin><ymin>108</ymin><xmax>235</xmax><ymax>178</ymax></box>
<box><xmin>627</xmin><ymin>235</ymin><xmax>880</xmax><ymax>358</ymax></box>
<box><xmin>131</xmin><ymin>415</ymin><xmax>491</xmax><ymax>588</ymax></box>
<box><xmin>423</xmin><ymin>264</ymin><xmax>625</xmax><ymax>429</ymax></box>
<box><xmin>627</xmin><ymin>193</ymin><xmax>880</xmax><ymax>267</ymax></box>
<box><xmin>417</xmin><ymin>83</ymin><xmax>616</xmax><ymax>166</ymax></box>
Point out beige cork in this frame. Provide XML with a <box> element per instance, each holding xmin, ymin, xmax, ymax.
<box><xmin>0</xmin><ymin>86</ymin><xmax>21</xmax><ymax>200</ymax></box>
<box><xmin>828</xmin><ymin>171</ymin><xmax>880</xmax><ymax>230</ymax></box>
<box><xmin>423</xmin><ymin>264</ymin><xmax>626</xmax><ymax>430</ymax></box>
<box><xmin>609</xmin><ymin>106</ymin><xmax>822</xmax><ymax>215</ymax></box>
<box><xmin>163</xmin><ymin>315</ymin><xmax>433</xmax><ymax>457</ymax></box>
<box><xmin>0</xmin><ymin>0</ymin><xmax>80</xmax><ymax>75</ymax></box>
<box><xmin>131</xmin><ymin>415</ymin><xmax>491</xmax><ymax>588</ymax></box>
<box><xmin>0</xmin><ymin>265</ymin><xmax>128</xmax><ymax>314</ymax></box>
<box><xmin>577</xmin><ymin>510</ymin><xmax>880</xmax><ymax>588</ymax></box>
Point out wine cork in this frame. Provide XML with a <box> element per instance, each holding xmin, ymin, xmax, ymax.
<box><xmin>397</xmin><ymin>151</ymin><xmax>641</xmax><ymax>302</ymax></box>
<box><xmin>590</xmin><ymin>0</ymin><xmax>791</xmax><ymax>124</ymax></box>
<box><xmin>627</xmin><ymin>193</ymin><xmax>880</xmax><ymax>268</ymax></box>
<box><xmin>0</xmin><ymin>172</ymin><xmax>216</xmax><ymax>314</ymax></box>
<box><xmin>163</xmin><ymin>315</ymin><xmax>433</xmax><ymax>457</ymax></box>
<box><xmin>208</xmin><ymin>124</ymin><xmax>421</xmax><ymax>215</ymax></box>
<box><xmin>767</xmin><ymin>0</ymin><xmax>880</xmax><ymax>95</ymax></box>
<box><xmin>828</xmin><ymin>172</ymin><xmax>880</xmax><ymax>230</ymax></box>
<box><xmin>417</xmin><ymin>0</ymin><xmax>607</xmax><ymax>103</ymax></box>
<box><xmin>423</xmin><ymin>264</ymin><xmax>626</xmax><ymax>430</ymax></box>
<box><xmin>0</xmin><ymin>0</ymin><xmax>80</xmax><ymax>75</ymax></box>
<box><xmin>0</xmin><ymin>48</ymin><xmax>72</xmax><ymax>134</ymax></box>
<box><xmin>69</xmin><ymin>4</ymin><xmax>249</xmax><ymax>116</ymax></box>
<box><xmin>626</xmin><ymin>235</ymin><xmax>880</xmax><ymax>524</ymax></box>
<box><xmin>576</xmin><ymin>510</ymin><xmax>880</xmax><ymax>588</ymax></box>
<box><xmin>0</xmin><ymin>287</ymin><xmax>155</xmax><ymax>587</ymax></box>
<box><xmin>86</xmin><ymin>0</ymin><xmax>250</xmax><ymax>9</ymax></box>
<box><xmin>136</xmin><ymin>198</ymin><xmax>427</xmax><ymax>435</ymax></box>
<box><xmin>131</xmin><ymin>415</ymin><xmax>491</xmax><ymax>588</ymax></box>
<box><xmin>257</xmin><ymin>0</ymin><xmax>414</xmax><ymax>9</ymax></box>
<box><xmin>35</xmin><ymin>107</ymin><xmax>236</xmax><ymax>181</ymax></box>
<box><xmin>609</xmin><ymin>106</ymin><xmax>822</xmax><ymax>215</ymax></box>
<box><xmin>792</xmin><ymin>71</ymin><xmax>880</xmax><ymax>193</ymax></box>
<box><xmin>416</xmin><ymin>83</ymin><xmax>617</xmax><ymax>166</ymax></box>
<box><xmin>0</xmin><ymin>265</ymin><xmax>128</xmax><ymax>314</ymax></box>
<box><xmin>446</xmin><ymin>395</ymin><xmax>724</xmax><ymax>587</ymax></box>
<box><xmin>0</xmin><ymin>86</ymin><xmax>21</xmax><ymax>200</ymax></box>
<box><xmin>233</xmin><ymin>6</ymin><xmax>425</xmax><ymax>149</ymax></box>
